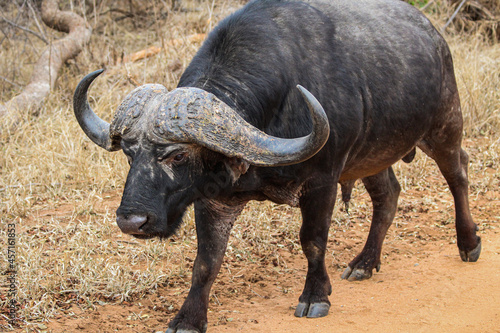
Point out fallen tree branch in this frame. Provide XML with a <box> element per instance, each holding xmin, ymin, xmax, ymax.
<box><xmin>118</xmin><ymin>33</ymin><xmax>206</xmax><ymax>64</ymax></box>
<box><xmin>0</xmin><ymin>0</ymin><xmax>91</xmax><ymax>130</ymax></box>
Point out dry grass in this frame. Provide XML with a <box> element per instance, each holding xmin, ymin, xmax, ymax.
<box><xmin>0</xmin><ymin>0</ymin><xmax>499</xmax><ymax>331</ymax></box>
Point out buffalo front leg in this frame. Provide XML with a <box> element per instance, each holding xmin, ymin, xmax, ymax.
<box><xmin>295</xmin><ymin>178</ymin><xmax>336</xmax><ymax>318</ymax></box>
<box><xmin>342</xmin><ymin>167</ymin><xmax>400</xmax><ymax>281</ymax></box>
<box><xmin>166</xmin><ymin>200</ymin><xmax>244</xmax><ymax>333</ymax></box>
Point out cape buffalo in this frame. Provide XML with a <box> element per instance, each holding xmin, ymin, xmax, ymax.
<box><xmin>73</xmin><ymin>0</ymin><xmax>481</xmax><ymax>331</ymax></box>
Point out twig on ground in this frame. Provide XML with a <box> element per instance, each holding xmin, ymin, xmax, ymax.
<box><xmin>0</xmin><ymin>75</ymin><xmax>22</xmax><ymax>89</ymax></box>
<box><xmin>420</xmin><ymin>0</ymin><xmax>435</xmax><ymax>12</ymax></box>
<box><xmin>0</xmin><ymin>183</ymin><xmax>62</xmax><ymax>192</ymax></box>
<box><xmin>442</xmin><ymin>0</ymin><xmax>468</xmax><ymax>32</ymax></box>
<box><xmin>27</xmin><ymin>0</ymin><xmax>48</xmax><ymax>43</ymax></box>
<box><xmin>0</xmin><ymin>15</ymin><xmax>48</xmax><ymax>44</ymax></box>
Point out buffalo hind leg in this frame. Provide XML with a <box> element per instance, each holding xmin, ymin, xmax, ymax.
<box><xmin>342</xmin><ymin>167</ymin><xmax>400</xmax><ymax>281</ymax></box>
<box><xmin>419</xmin><ymin>142</ymin><xmax>481</xmax><ymax>261</ymax></box>
<box><xmin>419</xmin><ymin>50</ymin><xmax>481</xmax><ymax>261</ymax></box>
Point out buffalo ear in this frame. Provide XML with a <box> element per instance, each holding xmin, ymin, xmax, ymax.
<box><xmin>224</xmin><ymin>157</ymin><xmax>250</xmax><ymax>183</ymax></box>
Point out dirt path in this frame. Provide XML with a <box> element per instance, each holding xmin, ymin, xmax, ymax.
<box><xmin>220</xmin><ymin>234</ymin><xmax>500</xmax><ymax>333</ymax></box>
<box><xmin>41</xmin><ymin>210</ymin><xmax>499</xmax><ymax>333</ymax></box>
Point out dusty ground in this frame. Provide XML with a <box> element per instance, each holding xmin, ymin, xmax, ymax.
<box><xmin>44</xmin><ymin>229</ymin><xmax>500</xmax><ymax>333</ymax></box>
<box><xmin>14</xmin><ymin>170</ymin><xmax>500</xmax><ymax>333</ymax></box>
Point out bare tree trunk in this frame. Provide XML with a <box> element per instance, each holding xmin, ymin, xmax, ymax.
<box><xmin>0</xmin><ymin>0</ymin><xmax>91</xmax><ymax>130</ymax></box>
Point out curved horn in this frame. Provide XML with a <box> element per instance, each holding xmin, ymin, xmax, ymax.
<box><xmin>73</xmin><ymin>69</ymin><xmax>121</xmax><ymax>151</ymax></box>
<box><xmin>151</xmin><ymin>85</ymin><xmax>330</xmax><ymax>166</ymax></box>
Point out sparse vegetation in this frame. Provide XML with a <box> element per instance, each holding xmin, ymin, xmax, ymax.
<box><xmin>0</xmin><ymin>0</ymin><xmax>499</xmax><ymax>331</ymax></box>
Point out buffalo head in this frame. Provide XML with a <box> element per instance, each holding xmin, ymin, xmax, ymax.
<box><xmin>73</xmin><ymin>69</ymin><xmax>329</xmax><ymax>238</ymax></box>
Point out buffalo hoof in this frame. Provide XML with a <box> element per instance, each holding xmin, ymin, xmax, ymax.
<box><xmin>341</xmin><ymin>262</ymin><xmax>380</xmax><ymax>281</ymax></box>
<box><xmin>459</xmin><ymin>237</ymin><xmax>481</xmax><ymax>262</ymax></box>
<box><xmin>294</xmin><ymin>302</ymin><xmax>330</xmax><ymax>318</ymax></box>
<box><xmin>166</xmin><ymin>324</ymin><xmax>207</xmax><ymax>333</ymax></box>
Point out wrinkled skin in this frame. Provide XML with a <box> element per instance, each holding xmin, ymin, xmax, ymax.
<box><xmin>116</xmin><ymin>140</ymin><xmax>199</xmax><ymax>239</ymax></box>
<box><xmin>74</xmin><ymin>0</ymin><xmax>482</xmax><ymax>332</ymax></box>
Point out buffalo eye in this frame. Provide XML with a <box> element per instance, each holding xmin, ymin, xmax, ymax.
<box><xmin>173</xmin><ymin>153</ymin><xmax>187</xmax><ymax>163</ymax></box>
<box><xmin>126</xmin><ymin>155</ymin><xmax>133</xmax><ymax>166</ymax></box>
<box><xmin>158</xmin><ymin>151</ymin><xmax>188</xmax><ymax>166</ymax></box>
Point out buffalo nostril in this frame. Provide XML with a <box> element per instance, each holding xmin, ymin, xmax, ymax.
<box><xmin>116</xmin><ymin>214</ymin><xmax>148</xmax><ymax>235</ymax></box>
